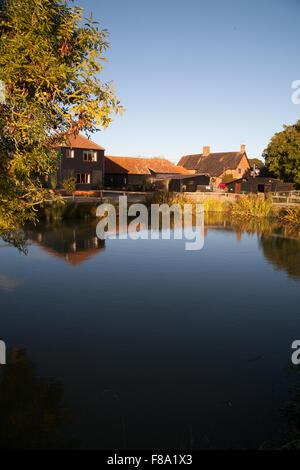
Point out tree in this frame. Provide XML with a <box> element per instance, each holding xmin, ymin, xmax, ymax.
<box><xmin>248</xmin><ymin>158</ymin><xmax>264</xmax><ymax>168</ymax></box>
<box><xmin>0</xmin><ymin>0</ymin><xmax>123</xmax><ymax>238</ymax></box>
<box><xmin>262</xmin><ymin>120</ymin><xmax>300</xmax><ymax>187</ymax></box>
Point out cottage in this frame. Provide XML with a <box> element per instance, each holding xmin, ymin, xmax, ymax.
<box><xmin>47</xmin><ymin>133</ymin><xmax>105</xmax><ymax>190</ymax></box>
<box><xmin>225</xmin><ymin>176</ymin><xmax>295</xmax><ymax>194</ymax></box>
<box><xmin>104</xmin><ymin>156</ymin><xmax>191</xmax><ymax>190</ymax></box>
<box><xmin>177</xmin><ymin>145</ymin><xmax>251</xmax><ymax>189</ymax></box>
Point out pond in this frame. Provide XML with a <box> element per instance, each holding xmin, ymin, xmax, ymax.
<box><xmin>0</xmin><ymin>215</ymin><xmax>300</xmax><ymax>449</ymax></box>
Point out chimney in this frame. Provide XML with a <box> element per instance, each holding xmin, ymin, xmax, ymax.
<box><xmin>203</xmin><ymin>146</ymin><xmax>210</xmax><ymax>156</ymax></box>
<box><xmin>240</xmin><ymin>144</ymin><xmax>246</xmax><ymax>153</ymax></box>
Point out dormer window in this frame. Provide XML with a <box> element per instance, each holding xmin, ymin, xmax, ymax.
<box><xmin>83</xmin><ymin>150</ymin><xmax>97</xmax><ymax>162</ymax></box>
<box><xmin>66</xmin><ymin>149</ymin><xmax>74</xmax><ymax>158</ymax></box>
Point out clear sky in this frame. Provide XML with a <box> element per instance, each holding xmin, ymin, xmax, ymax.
<box><xmin>81</xmin><ymin>0</ymin><xmax>300</xmax><ymax>164</ymax></box>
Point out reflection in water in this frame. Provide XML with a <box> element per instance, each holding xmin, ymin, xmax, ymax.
<box><xmin>259</xmin><ymin>236</ymin><xmax>300</xmax><ymax>280</ymax></box>
<box><xmin>27</xmin><ymin>221</ymin><xmax>105</xmax><ymax>266</ymax></box>
<box><xmin>0</xmin><ymin>348</ymin><xmax>77</xmax><ymax>449</ymax></box>
<box><xmin>0</xmin><ymin>274</ymin><xmax>19</xmax><ymax>292</ymax></box>
<box><xmin>25</xmin><ymin>215</ymin><xmax>300</xmax><ymax>280</ymax></box>
<box><xmin>204</xmin><ymin>213</ymin><xmax>300</xmax><ymax>280</ymax></box>
<box><xmin>0</xmin><ymin>214</ymin><xmax>299</xmax><ymax>449</ymax></box>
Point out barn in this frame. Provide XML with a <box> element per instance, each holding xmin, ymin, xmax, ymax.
<box><xmin>225</xmin><ymin>176</ymin><xmax>295</xmax><ymax>194</ymax></box>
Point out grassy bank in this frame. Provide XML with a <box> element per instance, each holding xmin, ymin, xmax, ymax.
<box><xmin>38</xmin><ymin>193</ymin><xmax>300</xmax><ymax>228</ymax></box>
<box><xmin>38</xmin><ymin>201</ymin><xmax>100</xmax><ymax>222</ymax></box>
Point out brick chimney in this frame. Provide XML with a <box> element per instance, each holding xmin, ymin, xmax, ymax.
<box><xmin>240</xmin><ymin>144</ymin><xmax>246</xmax><ymax>153</ymax></box>
<box><xmin>203</xmin><ymin>146</ymin><xmax>210</xmax><ymax>156</ymax></box>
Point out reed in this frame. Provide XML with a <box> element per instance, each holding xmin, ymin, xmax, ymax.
<box><xmin>145</xmin><ymin>191</ymin><xmax>190</xmax><ymax>208</ymax></box>
<box><xmin>202</xmin><ymin>198</ymin><xmax>229</xmax><ymax>212</ymax></box>
<box><xmin>228</xmin><ymin>194</ymin><xmax>274</xmax><ymax>218</ymax></box>
<box><xmin>281</xmin><ymin>207</ymin><xmax>300</xmax><ymax>226</ymax></box>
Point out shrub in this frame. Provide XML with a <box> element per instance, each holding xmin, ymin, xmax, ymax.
<box><xmin>61</xmin><ymin>177</ymin><xmax>77</xmax><ymax>191</ymax></box>
<box><xmin>50</xmin><ymin>173</ymin><xmax>57</xmax><ymax>189</ymax></box>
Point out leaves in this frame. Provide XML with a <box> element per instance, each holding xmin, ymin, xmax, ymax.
<box><xmin>0</xmin><ymin>0</ymin><xmax>124</xmax><ymax>236</ymax></box>
<box><xmin>263</xmin><ymin>120</ymin><xmax>300</xmax><ymax>187</ymax></box>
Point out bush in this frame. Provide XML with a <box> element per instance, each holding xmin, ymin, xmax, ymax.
<box><xmin>61</xmin><ymin>177</ymin><xmax>77</xmax><ymax>191</ymax></box>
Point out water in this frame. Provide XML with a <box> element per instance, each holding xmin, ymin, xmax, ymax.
<box><xmin>0</xmin><ymin>216</ymin><xmax>299</xmax><ymax>449</ymax></box>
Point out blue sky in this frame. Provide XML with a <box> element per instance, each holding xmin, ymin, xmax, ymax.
<box><xmin>81</xmin><ymin>0</ymin><xmax>300</xmax><ymax>164</ymax></box>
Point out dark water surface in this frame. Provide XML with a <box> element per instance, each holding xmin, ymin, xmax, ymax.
<box><xmin>0</xmin><ymin>216</ymin><xmax>300</xmax><ymax>449</ymax></box>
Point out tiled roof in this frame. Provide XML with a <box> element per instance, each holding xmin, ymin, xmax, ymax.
<box><xmin>52</xmin><ymin>133</ymin><xmax>104</xmax><ymax>150</ymax></box>
<box><xmin>105</xmin><ymin>156</ymin><xmax>192</xmax><ymax>175</ymax></box>
<box><xmin>178</xmin><ymin>152</ymin><xmax>248</xmax><ymax>177</ymax></box>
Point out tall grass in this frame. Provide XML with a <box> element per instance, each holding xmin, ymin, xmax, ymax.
<box><xmin>202</xmin><ymin>198</ymin><xmax>229</xmax><ymax>212</ymax></box>
<box><xmin>281</xmin><ymin>207</ymin><xmax>300</xmax><ymax>226</ymax></box>
<box><xmin>145</xmin><ymin>191</ymin><xmax>190</xmax><ymax>208</ymax></box>
<box><xmin>228</xmin><ymin>194</ymin><xmax>274</xmax><ymax>218</ymax></box>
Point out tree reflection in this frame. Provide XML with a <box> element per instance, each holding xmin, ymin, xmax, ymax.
<box><xmin>0</xmin><ymin>348</ymin><xmax>78</xmax><ymax>449</ymax></box>
<box><xmin>259</xmin><ymin>235</ymin><xmax>300</xmax><ymax>280</ymax></box>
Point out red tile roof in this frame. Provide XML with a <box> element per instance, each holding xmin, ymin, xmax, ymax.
<box><xmin>52</xmin><ymin>133</ymin><xmax>104</xmax><ymax>150</ymax></box>
<box><xmin>105</xmin><ymin>156</ymin><xmax>192</xmax><ymax>175</ymax></box>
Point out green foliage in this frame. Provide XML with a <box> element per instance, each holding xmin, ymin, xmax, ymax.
<box><xmin>61</xmin><ymin>176</ymin><xmax>76</xmax><ymax>191</ymax></box>
<box><xmin>50</xmin><ymin>173</ymin><xmax>57</xmax><ymax>189</ymax></box>
<box><xmin>248</xmin><ymin>158</ymin><xmax>264</xmax><ymax>168</ymax></box>
<box><xmin>39</xmin><ymin>201</ymin><xmax>99</xmax><ymax>221</ymax></box>
<box><xmin>0</xmin><ymin>0</ymin><xmax>123</xmax><ymax>237</ymax></box>
<box><xmin>263</xmin><ymin>120</ymin><xmax>300</xmax><ymax>186</ymax></box>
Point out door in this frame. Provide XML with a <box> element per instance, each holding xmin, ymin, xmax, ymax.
<box><xmin>235</xmin><ymin>182</ymin><xmax>241</xmax><ymax>194</ymax></box>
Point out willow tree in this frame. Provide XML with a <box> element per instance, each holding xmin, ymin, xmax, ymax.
<box><xmin>0</xmin><ymin>0</ymin><xmax>123</xmax><ymax>239</ymax></box>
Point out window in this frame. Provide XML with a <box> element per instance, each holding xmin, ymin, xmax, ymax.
<box><xmin>83</xmin><ymin>150</ymin><xmax>97</xmax><ymax>162</ymax></box>
<box><xmin>238</xmin><ymin>168</ymin><xmax>242</xmax><ymax>174</ymax></box>
<box><xmin>77</xmin><ymin>173</ymin><xmax>91</xmax><ymax>184</ymax></box>
<box><xmin>66</xmin><ymin>149</ymin><xmax>75</xmax><ymax>158</ymax></box>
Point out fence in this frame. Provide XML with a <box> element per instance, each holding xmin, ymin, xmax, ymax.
<box><xmin>270</xmin><ymin>191</ymin><xmax>300</xmax><ymax>205</ymax></box>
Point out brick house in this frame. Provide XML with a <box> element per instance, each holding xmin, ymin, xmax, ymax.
<box><xmin>48</xmin><ymin>133</ymin><xmax>105</xmax><ymax>190</ymax></box>
<box><xmin>104</xmin><ymin>156</ymin><xmax>192</xmax><ymax>189</ymax></box>
<box><xmin>177</xmin><ymin>145</ymin><xmax>251</xmax><ymax>189</ymax></box>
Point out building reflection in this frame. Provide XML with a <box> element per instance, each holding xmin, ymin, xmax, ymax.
<box><xmin>26</xmin><ymin>215</ymin><xmax>300</xmax><ymax>279</ymax></box>
<box><xmin>27</xmin><ymin>221</ymin><xmax>105</xmax><ymax>266</ymax></box>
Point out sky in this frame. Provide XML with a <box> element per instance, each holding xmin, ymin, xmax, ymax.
<box><xmin>81</xmin><ymin>0</ymin><xmax>300</xmax><ymax>164</ymax></box>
